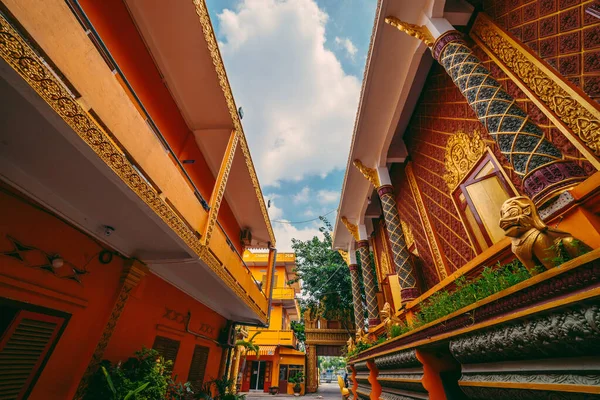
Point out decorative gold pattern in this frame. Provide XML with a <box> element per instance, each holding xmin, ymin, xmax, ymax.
<box><xmin>378</xmin><ymin>223</ymin><xmax>394</xmax><ymax>276</ymax></box>
<box><xmin>342</xmin><ymin>217</ymin><xmax>360</xmax><ymax>241</ymax></box>
<box><xmin>338</xmin><ymin>249</ymin><xmax>351</xmax><ymax>266</ymax></box>
<box><xmin>471</xmin><ymin>13</ymin><xmax>600</xmax><ymax>164</ymax></box>
<box><xmin>349</xmin><ymin>262</ymin><xmax>366</xmax><ymax>331</ymax></box>
<box><xmin>384</xmin><ymin>17</ymin><xmax>434</xmax><ymax>47</ymax></box>
<box><xmin>192</xmin><ymin>0</ymin><xmax>275</xmax><ymax>245</ymax></box>
<box><xmin>443</xmin><ymin>131</ymin><xmax>487</xmax><ymax>190</ymax></box>
<box><xmin>306</xmin><ymin>344</ymin><xmax>318</xmax><ymax>393</ymax></box>
<box><xmin>74</xmin><ymin>261</ymin><xmax>147</xmax><ymax>399</ymax></box>
<box><xmin>353</xmin><ymin>159</ymin><xmax>381</xmax><ymax>188</ymax></box>
<box><xmin>499</xmin><ymin>196</ymin><xmax>592</xmax><ymax>274</ymax></box>
<box><xmin>400</xmin><ymin>221</ymin><xmax>415</xmax><ymax>250</ymax></box>
<box><xmin>0</xmin><ymin>14</ymin><xmax>266</xmax><ymax>320</ymax></box>
<box><xmin>406</xmin><ymin>164</ymin><xmax>449</xmax><ymax>281</ymax></box>
<box><xmin>204</xmin><ymin>130</ymin><xmax>239</xmax><ymax>244</ymax></box>
<box><xmin>380</xmin><ymin>302</ymin><xmax>402</xmax><ymax>338</ymax></box>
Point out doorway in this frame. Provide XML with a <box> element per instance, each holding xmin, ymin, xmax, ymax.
<box><xmin>250</xmin><ymin>361</ymin><xmax>266</xmax><ymax>391</ymax></box>
<box><xmin>278</xmin><ymin>364</ymin><xmax>288</xmax><ymax>393</ymax></box>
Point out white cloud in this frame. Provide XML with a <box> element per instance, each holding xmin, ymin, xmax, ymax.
<box><xmin>293</xmin><ymin>186</ymin><xmax>311</xmax><ymax>204</ymax></box>
<box><xmin>334</xmin><ymin>36</ymin><xmax>358</xmax><ymax>59</ymax></box>
<box><xmin>317</xmin><ymin>189</ymin><xmax>339</xmax><ymax>204</ymax></box>
<box><xmin>265</xmin><ymin>197</ymin><xmax>323</xmax><ymax>251</ymax></box>
<box><xmin>217</xmin><ymin>0</ymin><xmax>360</xmax><ymax>186</ymax></box>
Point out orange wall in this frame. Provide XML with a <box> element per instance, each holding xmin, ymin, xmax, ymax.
<box><xmin>0</xmin><ymin>188</ymin><xmax>124</xmax><ymax>400</ymax></box>
<box><xmin>0</xmin><ymin>187</ymin><xmax>228</xmax><ymax>398</ymax></box>
<box><xmin>104</xmin><ymin>272</ymin><xmax>226</xmax><ymax>383</ymax></box>
<box><xmin>77</xmin><ymin>0</ymin><xmax>243</xmax><ymax>253</ymax></box>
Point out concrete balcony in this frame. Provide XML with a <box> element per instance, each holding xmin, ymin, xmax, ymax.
<box><xmin>0</xmin><ymin>0</ymin><xmax>272</xmax><ymax>324</ymax></box>
<box><xmin>250</xmin><ymin>330</ymin><xmax>298</xmax><ymax>348</ymax></box>
<box><xmin>272</xmin><ymin>287</ymin><xmax>296</xmax><ymax>300</ymax></box>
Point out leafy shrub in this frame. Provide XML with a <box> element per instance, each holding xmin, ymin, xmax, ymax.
<box><xmin>86</xmin><ymin>348</ymin><xmax>172</xmax><ymax>400</ymax></box>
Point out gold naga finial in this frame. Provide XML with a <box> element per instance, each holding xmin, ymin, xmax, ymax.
<box><xmin>338</xmin><ymin>249</ymin><xmax>351</xmax><ymax>266</ymax></box>
<box><xmin>341</xmin><ymin>217</ymin><xmax>360</xmax><ymax>241</ymax></box>
<box><xmin>353</xmin><ymin>159</ymin><xmax>380</xmax><ymax>188</ymax></box>
<box><xmin>384</xmin><ymin>16</ymin><xmax>434</xmax><ymax>48</ymax></box>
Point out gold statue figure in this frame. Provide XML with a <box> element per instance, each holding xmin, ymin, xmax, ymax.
<box><xmin>346</xmin><ymin>337</ymin><xmax>356</xmax><ymax>354</ymax></box>
<box><xmin>380</xmin><ymin>302</ymin><xmax>402</xmax><ymax>338</ymax></box>
<box><xmin>499</xmin><ymin>196</ymin><xmax>591</xmax><ymax>274</ymax></box>
<box><xmin>355</xmin><ymin>327</ymin><xmax>369</xmax><ymax>345</ymax></box>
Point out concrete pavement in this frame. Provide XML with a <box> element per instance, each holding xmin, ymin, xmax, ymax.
<box><xmin>243</xmin><ymin>382</ymin><xmax>343</xmax><ymax>400</ymax></box>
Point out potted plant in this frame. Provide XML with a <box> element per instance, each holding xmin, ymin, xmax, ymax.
<box><xmin>288</xmin><ymin>372</ymin><xmax>304</xmax><ymax>396</ymax></box>
<box><xmin>268</xmin><ymin>386</ymin><xmax>279</xmax><ymax>395</ymax></box>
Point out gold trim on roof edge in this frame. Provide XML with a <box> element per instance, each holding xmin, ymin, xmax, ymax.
<box><xmin>193</xmin><ymin>0</ymin><xmax>276</xmax><ymax>246</ymax></box>
<box><xmin>341</xmin><ymin>217</ymin><xmax>360</xmax><ymax>241</ymax></box>
<box><xmin>471</xmin><ymin>13</ymin><xmax>600</xmax><ymax>168</ymax></box>
<box><xmin>204</xmin><ymin>130</ymin><xmax>239</xmax><ymax>245</ymax></box>
<box><xmin>353</xmin><ymin>159</ymin><xmax>381</xmax><ymax>188</ymax></box>
<box><xmin>406</xmin><ymin>164</ymin><xmax>448</xmax><ymax>281</ymax></box>
<box><xmin>0</xmin><ymin>13</ymin><xmax>266</xmax><ymax>321</ymax></box>
<box><xmin>384</xmin><ymin>16</ymin><xmax>434</xmax><ymax>47</ymax></box>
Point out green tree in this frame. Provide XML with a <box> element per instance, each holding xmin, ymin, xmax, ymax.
<box><xmin>290</xmin><ymin>217</ymin><xmax>359</xmax><ymax>334</ymax></box>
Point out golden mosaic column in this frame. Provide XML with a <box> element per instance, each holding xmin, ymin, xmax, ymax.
<box><xmin>378</xmin><ymin>185</ymin><xmax>419</xmax><ymax>303</ymax></box>
<box><xmin>348</xmin><ymin>263</ymin><xmax>366</xmax><ymax>331</ymax></box>
<box><xmin>385</xmin><ymin>18</ymin><xmax>587</xmax><ymax>204</ymax></box>
<box><xmin>352</xmin><ymin>162</ymin><xmax>419</xmax><ymax>304</ymax></box>
<box><xmin>356</xmin><ymin>240</ymin><xmax>381</xmax><ymax>327</ymax></box>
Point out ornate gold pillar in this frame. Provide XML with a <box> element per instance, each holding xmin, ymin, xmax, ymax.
<box><xmin>385</xmin><ymin>18</ymin><xmax>587</xmax><ymax>205</ymax></box>
<box><xmin>342</xmin><ymin>218</ymin><xmax>380</xmax><ymax>328</ymax></box>
<box><xmin>230</xmin><ymin>345</ymin><xmax>242</xmax><ymax>391</ymax></box>
<box><xmin>74</xmin><ymin>260</ymin><xmax>147</xmax><ymax>399</ymax></box>
<box><xmin>306</xmin><ymin>344</ymin><xmax>318</xmax><ymax>393</ymax></box>
<box><xmin>352</xmin><ymin>162</ymin><xmax>419</xmax><ymax>304</ymax></box>
<box><xmin>339</xmin><ymin>250</ymin><xmax>365</xmax><ymax>331</ymax></box>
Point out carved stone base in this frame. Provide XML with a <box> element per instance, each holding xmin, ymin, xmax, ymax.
<box><xmin>375</xmin><ymin>349</ymin><xmax>428</xmax><ymax>400</ymax></box>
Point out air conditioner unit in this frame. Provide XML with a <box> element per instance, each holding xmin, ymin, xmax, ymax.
<box><xmin>240</xmin><ymin>229</ymin><xmax>252</xmax><ymax>246</ymax></box>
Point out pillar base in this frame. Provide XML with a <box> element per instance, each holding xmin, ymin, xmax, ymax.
<box><xmin>401</xmin><ymin>288</ymin><xmax>419</xmax><ymax>303</ymax></box>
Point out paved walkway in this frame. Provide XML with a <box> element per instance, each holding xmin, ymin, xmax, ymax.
<box><xmin>244</xmin><ymin>383</ymin><xmax>343</xmax><ymax>400</ymax></box>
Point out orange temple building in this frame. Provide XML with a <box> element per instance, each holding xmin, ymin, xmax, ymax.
<box><xmin>0</xmin><ymin>1</ymin><xmax>278</xmax><ymax>399</ymax></box>
<box><xmin>333</xmin><ymin>0</ymin><xmax>600</xmax><ymax>399</ymax></box>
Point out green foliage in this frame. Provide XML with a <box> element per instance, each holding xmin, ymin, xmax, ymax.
<box><xmin>199</xmin><ymin>376</ymin><xmax>246</xmax><ymax>400</ymax></box>
<box><xmin>546</xmin><ymin>238</ymin><xmax>589</xmax><ymax>266</ymax></box>
<box><xmin>86</xmin><ymin>348</ymin><xmax>172</xmax><ymax>400</ymax></box>
<box><xmin>290</xmin><ymin>320</ymin><xmax>305</xmax><ymax>344</ymax></box>
<box><xmin>288</xmin><ymin>371</ymin><xmax>305</xmax><ymax>388</ymax></box>
<box><xmin>291</xmin><ymin>217</ymin><xmax>356</xmax><ymax>327</ymax></box>
<box><xmin>318</xmin><ymin>356</ymin><xmax>345</xmax><ymax>371</ymax></box>
<box><xmin>235</xmin><ymin>331</ymin><xmax>261</xmax><ymax>359</ymax></box>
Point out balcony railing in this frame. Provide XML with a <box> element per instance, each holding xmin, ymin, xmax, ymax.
<box><xmin>272</xmin><ymin>287</ymin><xmax>296</xmax><ymax>300</ymax></box>
<box><xmin>249</xmin><ymin>329</ymin><xmax>298</xmax><ymax>348</ymax></box>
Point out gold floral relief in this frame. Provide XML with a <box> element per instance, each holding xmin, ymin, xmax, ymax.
<box><xmin>443</xmin><ymin>131</ymin><xmax>487</xmax><ymax>191</ymax></box>
<box><xmin>400</xmin><ymin>221</ymin><xmax>415</xmax><ymax>250</ymax></box>
<box><xmin>471</xmin><ymin>13</ymin><xmax>600</xmax><ymax>167</ymax></box>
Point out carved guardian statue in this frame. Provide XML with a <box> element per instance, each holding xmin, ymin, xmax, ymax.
<box><xmin>355</xmin><ymin>327</ymin><xmax>369</xmax><ymax>345</ymax></box>
<box><xmin>380</xmin><ymin>302</ymin><xmax>402</xmax><ymax>337</ymax></box>
<box><xmin>499</xmin><ymin>196</ymin><xmax>591</xmax><ymax>274</ymax></box>
<box><xmin>346</xmin><ymin>337</ymin><xmax>356</xmax><ymax>353</ymax></box>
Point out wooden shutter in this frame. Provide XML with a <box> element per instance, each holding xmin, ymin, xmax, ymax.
<box><xmin>152</xmin><ymin>336</ymin><xmax>180</xmax><ymax>364</ymax></box>
<box><xmin>187</xmin><ymin>345</ymin><xmax>210</xmax><ymax>388</ymax></box>
<box><xmin>0</xmin><ymin>310</ymin><xmax>65</xmax><ymax>400</ymax></box>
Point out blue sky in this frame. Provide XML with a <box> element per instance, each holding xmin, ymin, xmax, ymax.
<box><xmin>205</xmin><ymin>0</ymin><xmax>377</xmax><ymax>250</ymax></box>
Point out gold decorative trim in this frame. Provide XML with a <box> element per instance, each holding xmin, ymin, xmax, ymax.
<box><xmin>342</xmin><ymin>217</ymin><xmax>360</xmax><ymax>241</ymax></box>
<box><xmin>338</xmin><ymin>249</ymin><xmax>351</xmax><ymax>266</ymax></box>
<box><xmin>443</xmin><ymin>131</ymin><xmax>487</xmax><ymax>190</ymax></box>
<box><xmin>471</xmin><ymin>13</ymin><xmax>600</xmax><ymax>168</ymax></box>
<box><xmin>203</xmin><ymin>129</ymin><xmax>239</xmax><ymax>245</ymax></box>
<box><xmin>74</xmin><ymin>260</ymin><xmax>147</xmax><ymax>399</ymax></box>
<box><xmin>353</xmin><ymin>159</ymin><xmax>381</xmax><ymax>188</ymax></box>
<box><xmin>406</xmin><ymin>164</ymin><xmax>448</xmax><ymax>281</ymax></box>
<box><xmin>0</xmin><ymin>14</ymin><xmax>266</xmax><ymax>320</ymax></box>
<box><xmin>192</xmin><ymin>0</ymin><xmax>275</xmax><ymax>245</ymax></box>
<box><xmin>400</xmin><ymin>221</ymin><xmax>415</xmax><ymax>250</ymax></box>
<box><xmin>384</xmin><ymin>16</ymin><xmax>434</xmax><ymax>47</ymax></box>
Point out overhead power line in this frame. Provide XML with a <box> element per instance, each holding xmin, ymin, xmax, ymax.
<box><xmin>272</xmin><ymin>208</ymin><xmax>337</xmax><ymax>225</ymax></box>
